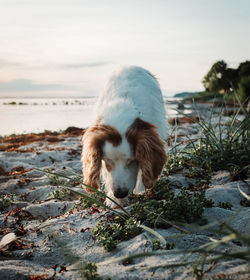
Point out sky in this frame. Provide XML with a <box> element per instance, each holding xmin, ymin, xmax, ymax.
<box><xmin>0</xmin><ymin>0</ymin><xmax>249</xmax><ymax>98</ymax></box>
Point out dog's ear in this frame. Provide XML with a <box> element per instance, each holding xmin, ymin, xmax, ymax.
<box><xmin>81</xmin><ymin>126</ymin><xmax>102</xmax><ymax>192</ymax></box>
<box><xmin>81</xmin><ymin>123</ymin><xmax>122</xmax><ymax>192</ymax></box>
<box><xmin>126</xmin><ymin>118</ymin><xmax>167</xmax><ymax>189</ymax></box>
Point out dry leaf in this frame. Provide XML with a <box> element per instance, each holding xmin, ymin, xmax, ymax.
<box><xmin>0</xmin><ymin>232</ymin><xmax>17</xmax><ymax>249</ymax></box>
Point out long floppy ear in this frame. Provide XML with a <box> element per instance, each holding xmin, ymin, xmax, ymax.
<box><xmin>81</xmin><ymin>123</ymin><xmax>122</xmax><ymax>192</ymax></box>
<box><xmin>81</xmin><ymin>127</ymin><xmax>102</xmax><ymax>192</ymax></box>
<box><xmin>126</xmin><ymin>118</ymin><xmax>167</xmax><ymax>189</ymax></box>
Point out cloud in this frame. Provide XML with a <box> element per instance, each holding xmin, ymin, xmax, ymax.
<box><xmin>0</xmin><ymin>79</ymin><xmax>71</xmax><ymax>92</ymax></box>
<box><xmin>0</xmin><ymin>58</ymin><xmax>24</xmax><ymax>68</ymax></box>
<box><xmin>0</xmin><ymin>58</ymin><xmax>111</xmax><ymax>70</ymax></box>
<box><xmin>63</xmin><ymin>61</ymin><xmax>111</xmax><ymax>69</ymax></box>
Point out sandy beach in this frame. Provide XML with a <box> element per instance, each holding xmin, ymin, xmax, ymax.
<box><xmin>0</xmin><ymin>114</ymin><xmax>249</xmax><ymax>280</ymax></box>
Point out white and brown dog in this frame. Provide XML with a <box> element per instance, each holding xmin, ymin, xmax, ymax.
<box><xmin>81</xmin><ymin>66</ymin><xmax>168</xmax><ymax>206</ymax></box>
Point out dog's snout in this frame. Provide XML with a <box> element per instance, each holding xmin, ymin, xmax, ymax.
<box><xmin>114</xmin><ymin>188</ymin><xmax>128</xmax><ymax>199</ymax></box>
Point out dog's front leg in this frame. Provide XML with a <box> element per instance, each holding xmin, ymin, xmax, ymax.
<box><xmin>133</xmin><ymin>170</ymin><xmax>145</xmax><ymax>195</ymax></box>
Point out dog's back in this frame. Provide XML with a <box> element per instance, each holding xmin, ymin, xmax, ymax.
<box><xmin>95</xmin><ymin>66</ymin><xmax>167</xmax><ymax>140</ymax></box>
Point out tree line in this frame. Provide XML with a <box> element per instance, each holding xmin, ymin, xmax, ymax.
<box><xmin>202</xmin><ymin>60</ymin><xmax>250</xmax><ymax>102</ymax></box>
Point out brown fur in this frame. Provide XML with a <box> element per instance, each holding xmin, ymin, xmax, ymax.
<box><xmin>82</xmin><ymin>123</ymin><xmax>122</xmax><ymax>191</ymax></box>
<box><xmin>126</xmin><ymin>118</ymin><xmax>167</xmax><ymax>189</ymax></box>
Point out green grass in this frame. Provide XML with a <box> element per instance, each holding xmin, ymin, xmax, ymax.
<box><xmin>178</xmin><ymin>106</ymin><xmax>250</xmax><ymax>179</ymax></box>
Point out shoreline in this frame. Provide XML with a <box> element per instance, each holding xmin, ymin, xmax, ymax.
<box><xmin>0</xmin><ymin>114</ymin><xmax>201</xmax><ymax>150</ymax></box>
<box><xmin>0</xmin><ymin>127</ymin><xmax>84</xmax><ymax>153</ymax></box>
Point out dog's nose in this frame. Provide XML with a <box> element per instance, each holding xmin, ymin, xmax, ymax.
<box><xmin>114</xmin><ymin>188</ymin><xmax>128</xmax><ymax>199</ymax></box>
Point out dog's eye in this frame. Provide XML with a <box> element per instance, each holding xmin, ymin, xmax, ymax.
<box><xmin>103</xmin><ymin>158</ymin><xmax>114</xmax><ymax>171</ymax></box>
<box><xmin>126</xmin><ymin>159</ymin><xmax>137</xmax><ymax>167</ymax></box>
<box><xmin>104</xmin><ymin>158</ymin><xmax>114</xmax><ymax>165</ymax></box>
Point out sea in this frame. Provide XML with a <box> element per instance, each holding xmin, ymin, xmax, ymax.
<box><xmin>0</xmin><ymin>97</ymin><xmax>192</xmax><ymax>136</ymax></box>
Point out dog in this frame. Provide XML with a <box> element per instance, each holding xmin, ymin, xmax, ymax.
<box><xmin>81</xmin><ymin>66</ymin><xmax>168</xmax><ymax>206</ymax></box>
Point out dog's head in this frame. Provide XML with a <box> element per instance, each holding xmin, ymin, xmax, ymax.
<box><xmin>82</xmin><ymin>118</ymin><xmax>167</xmax><ymax>199</ymax></box>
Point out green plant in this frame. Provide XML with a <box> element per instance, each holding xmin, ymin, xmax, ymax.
<box><xmin>185</xmin><ymin>167</ymin><xmax>211</xmax><ymax>188</ymax></box>
<box><xmin>152</xmin><ymin>239</ymin><xmax>175</xmax><ymax>251</ymax></box>
<box><xmin>92</xmin><ymin>216</ymin><xmax>141</xmax><ymax>252</ymax></box>
<box><xmin>47</xmin><ymin>173</ymin><xmax>67</xmax><ymax>186</ymax></box>
<box><xmin>0</xmin><ymin>193</ymin><xmax>15</xmax><ymax>209</ymax></box>
<box><xmin>240</xmin><ymin>198</ymin><xmax>250</xmax><ymax>207</ymax></box>
<box><xmin>92</xmin><ymin>220</ymin><xmax>119</xmax><ymax>252</ymax></box>
<box><xmin>49</xmin><ymin>189</ymin><xmax>68</xmax><ymax>200</ymax></box>
<box><xmin>82</xmin><ymin>262</ymin><xmax>101</xmax><ymax>280</ymax></box>
<box><xmin>81</xmin><ymin>262</ymin><xmax>111</xmax><ymax>280</ymax></box>
<box><xmin>105</xmin><ymin>187</ymin><xmax>250</xmax><ymax>280</ymax></box>
<box><xmin>92</xmin><ymin>186</ymin><xmax>210</xmax><ymax>251</ymax></box>
<box><xmin>151</xmin><ymin>178</ymin><xmax>171</xmax><ymax>200</ymax></box>
<box><xmin>182</xmin><ymin>108</ymin><xmax>249</xmax><ymax>179</ymax></box>
<box><xmin>218</xmin><ymin>201</ymin><xmax>232</xmax><ymax>210</ymax></box>
<box><xmin>131</xmin><ymin>188</ymin><xmax>210</xmax><ymax>226</ymax></box>
<box><xmin>164</xmin><ymin>153</ymin><xmax>190</xmax><ymax>175</ymax></box>
<box><xmin>80</xmin><ymin>193</ymin><xmax>102</xmax><ymax>208</ymax></box>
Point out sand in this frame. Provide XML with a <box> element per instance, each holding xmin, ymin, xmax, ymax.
<box><xmin>0</xmin><ymin>120</ymin><xmax>249</xmax><ymax>280</ymax></box>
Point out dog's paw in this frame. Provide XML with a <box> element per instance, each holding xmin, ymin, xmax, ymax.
<box><xmin>133</xmin><ymin>185</ymin><xmax>145</xmax><ymax>195</ymax></box>
<box><xmin>105</xmin><ymin>198</ymin><xmax>117</xmax><ymax>208</ymax></box>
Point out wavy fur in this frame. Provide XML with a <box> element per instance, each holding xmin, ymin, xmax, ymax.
<box><xmin>82</xmin><ymin>123</ymin><xmax>122</xmax><ymax>191</ymax></box>
<box><xmin>126</xmin><ymin>118</ymin><xmax>167</xmax><ymax>188</ymax></box>
<box><xmin>81</xmin><ymin>66</ymin><xmax>168</xmax><ymax>205</ymax></box>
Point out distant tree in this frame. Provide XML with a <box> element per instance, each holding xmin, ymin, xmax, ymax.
<box><xmin>202</xmin><ymin>60</ymin><xmax>246</xmax><ymax>93</ymax></box>
<box><xmin>238</xmin><ymin>76</ymin><xmax>250</xmax><ymax>103</ymax></box>
<box><xmin>237</xmin><ymin>61</ymin><xmax>250</xmax><ymax>78</ymax></box>
<box><xmin>202</xmin><ymin>60</ymin><xmax>231</xmax><ymax>92</ymax></box>
<box><xmin>226</xmin><ymin>68</ymin><xmax>238</xmax><ymax>90</ymax></box>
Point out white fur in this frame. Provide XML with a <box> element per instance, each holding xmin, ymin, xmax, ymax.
<box><xmin>88</xmin><ymin>66</ymin><xmax>167</xmax><ymax>206</ymax></box>
<box><xmin>96</xmin><ymin>66</ymin><xmax>167</xmax><ymax>139</ymax></box>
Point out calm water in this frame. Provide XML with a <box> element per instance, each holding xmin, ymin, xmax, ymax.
<box><xmin>0</xmin><ymin>97</ymin><xmax>192</xmax><ymax>136</ymax></box>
